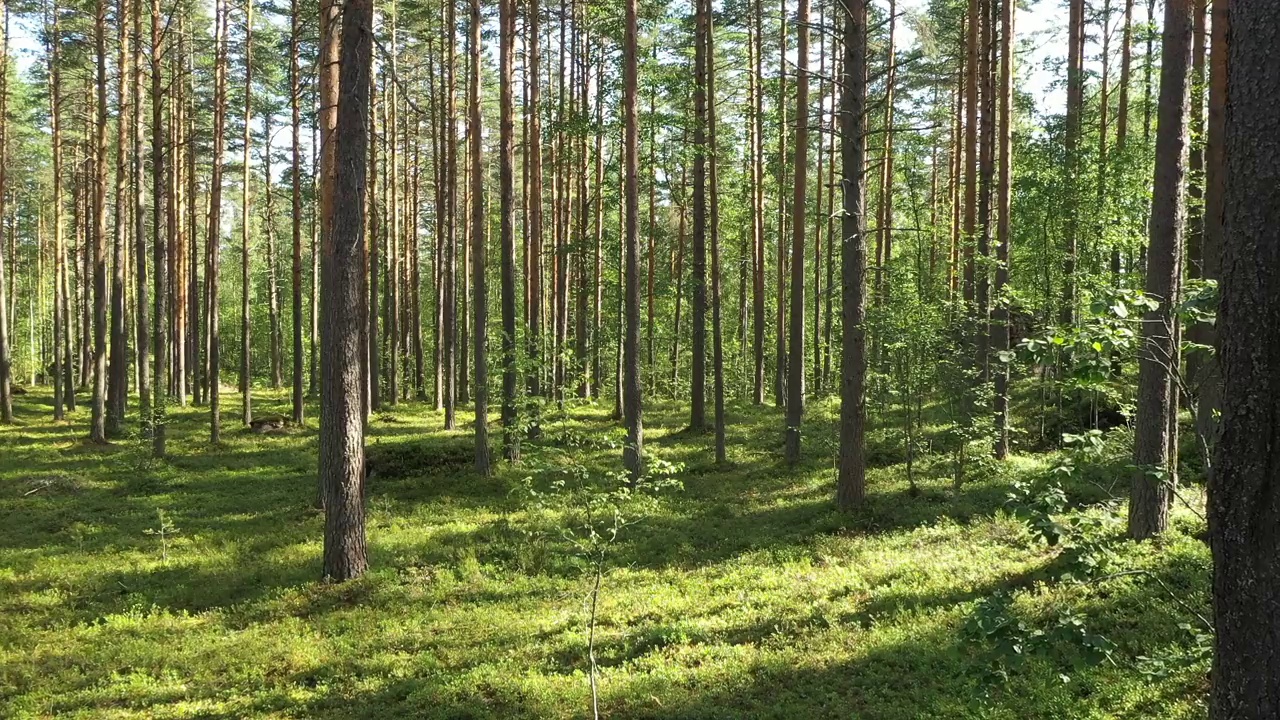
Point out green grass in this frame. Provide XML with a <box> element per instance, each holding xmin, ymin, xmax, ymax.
<box><xmin>0</xmin><ymin>387</ymin><xmax>1210</xmax><ymax>719</ymax></box>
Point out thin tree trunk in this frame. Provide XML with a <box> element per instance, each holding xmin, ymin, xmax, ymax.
<box><xmin>240</xmin><ymin>0</ymin><xmax>254</xmax><ymax>426</ymax></box>
<box><xmin>1194</xmin><ymin>0</ymin><xmax>1225</xmax><ymax>446</ymax></box>
<box><xmin>290</xmin><ymin>0</ymin><xmax>304</xmax><ymax>424</ymax></box>
<box><xmin>106</xmin><ymin>0</ymin><xmax>130</xmax><ymax>435</ymax></box>
<box><xmin>209</xmin><ymin>0</ymin><xmax>229</xmax><ymax>443</ymax></box>
<box><xmin>751</xmin><ymin>0</ymin><xmax>765</xmax><ymax>405</ymax></box>
<box><xmin>89</xmin><ymin>0</ymin><xmax>108</xmax><ymax>443</ymax></box>
<box><xmin>622</xmin><ymin>0</ymin><xmax>643</xmax><ymax>480</ymax></box>
<box><xmin>468</xmin><ymin>0</ymin><xmax>489</xmax><ymax>475</ymax></box>
<box><xmin>691</xmin><ymin>0</ymin><xmax>707</xmax><ymax>431</ymax></box>
<box><xmin>151</xmin><ymin>0</ymin><xmax>168</xmax><ymax>455</ymax></box>
<box><xmin>783</xmin><ymin>0</ymin><xmax>809</xmax><ymax>463</ymax></box>
<box><xmin>992</xmin><ymin>0</ymin><xmax>1014</xmax><ymax>459</ymax></box>
<box><xmin>707</xmin><ymin>0</ymin><xmax>725</xmax><ymax>462</ymax></box>
<box><xmin>499</xmin><ymin>0</ymin><xmax>519</xmax><ymax>461</ymax></box>
<box><xmin>775</xmin><ymin>0</ymin><xmax>788</xmax><ymax>408</ymax></box>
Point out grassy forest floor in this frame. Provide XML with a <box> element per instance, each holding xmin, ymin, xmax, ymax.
<box><xmin>1</xmin><ymin>386</ymin><xmax>1210</xmax><ymax>719</ymax></box>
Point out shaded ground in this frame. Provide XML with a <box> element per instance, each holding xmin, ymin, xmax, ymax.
<box><xmin>0</xmin><ymin>388</ymin><xmax>1209</xmax><ymax>719</ymax></box>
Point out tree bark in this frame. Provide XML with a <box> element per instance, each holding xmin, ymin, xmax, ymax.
<box><xmin>468</xmin><ymin>0</ymin><xmax>489</xmax><ymax>475</ymax></box>
<box><xmin>622</xmin><ymin>0</ymin><xmax>643</xmax><ymax>480</ymax></box>
<box><xmin>836</xmin><ymin>0</ymin><xmax>868</xmax><ymax>509</ymax></box>
<box><xmin>290</xmin><ymin>0</ymin><xmax>304</xmax><ymax>424</ymax></box>
<box><xmin>499</xmin><ymin>0</ymin><xmax>520</xmax><ymax>461</ymax></box>
<box><xmin>240</xmin><ymin>0</ymin><xmax>254</xmax><ymax>426</ymax></box>
<box><xmin>320</xmin><ymin>0</ymin><xmax>372</xmax><ymax>583</ymax></box>
<box><xmin>992</xmin><ymin>0</ymin><xmax>1014</xmax><ymax>458</ymax></box>
<box><xmin>1130</xmin><ymin>0</ymin><xmax>1192</xmax><ymax>540</ymax></box>
<box><xmin>1209</xmin><ymin>2</ymin><xmax>1280</xmax><ymax>712</ymax></box>
<box><xmin>89</xmin><ymin>0</ymin><xmax>108</xmax><ymax>444</ymax></box>
<box><xmin>783</xmin><ymin>0</ymin><xmax>809</xmax><ymax>463</ymax></box>
<box><xmin>106</xmin><ymin>0</ymin><xmax>129</xmax><ymax>435</ymax></box>
<box><xmin>690</xmin><ymin>0</ymin><xmax>707</xmax><ymax>431</ymax></box>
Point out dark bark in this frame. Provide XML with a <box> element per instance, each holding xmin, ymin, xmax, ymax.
<box><xmin>690</xmin><ymin>0</ymin><xmax>707</xmax><ymax>431</ymax></box>
<box><xmin>1129</xmin><ymin>0</ymin><xmax>1192</xmax><ymax>540</ymax></box>
<box><xmin>1209</xmin><ymin>2</ymin><xmax>1280</xmax><ymax>713</ymax></box>
<box><xmin>468</xmin><ymin>0</ymin><xmax>489</xmax><ymax>475</ymax></box>
<box><xmin>290</xmin><ymin>0</ymin><xmax>304</xmax><ymax>424</ymax></box>
<box><xmin>320</xmin><ymin>0</ymin><xmax>372</xmax><ymax>583</ymax></box>
<box><xmin>499</xmin><ymin>0</ymin><xmax>519</xmax><ymax>461</ymax></box>
<box><xmin>622</xmin><ymin>0</ymin><xmax>643</xmax><ymax>480</ymax></box>
<box><xmin>836</xmin><ymin>0</ymin><xmax>868</xmax><ymax>509</ymax></box>
<box><xmin>783</xmin><ymin>0</ymin><xmax>809</xmax><ymax>463</ymax></box>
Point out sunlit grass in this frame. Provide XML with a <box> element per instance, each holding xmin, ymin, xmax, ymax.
<box><xmin>0</xmin><ymin>386</ymin><xmax>1209</xmax><ymax>719</ymax></box>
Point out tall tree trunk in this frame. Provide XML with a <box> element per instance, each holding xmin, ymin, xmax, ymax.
<box><xmin>962</xmin><ymin>0</ymin><xmax>977</xmax><ymax>308</ymax></box>
<box><xmin>836</xmin><ymin>0</ymin><xmax>868</xmax><ymax>509</ymax></box>
<box><xmin>48</xmin><ymin>0</ymin><xmax>66</xmax><ymax>421</ymax></box>
<box><xmin>290</xmin><ymin>0</ymin><xmax>304</xmax><ymax>424</ymax></box>
<box><xmin>1209</xmin><ymin>3</ymin><xmax>1280</xmax><ymax>712</ymax></box>
<box><xmin>131</xmin><ymin>0</ymin><xmax>149</xmax><ymax>427</ymax></box>
<box><xmin>751</xmin><ymin>0</ymin><xmax>765</xmax><ymax>405</ymax></box>
<box><xmin>499</xmin><ymin>0</ymin><xmax>519</xmax><ymax>461</ymax></box>
<box><xmin>240</xmin><ymin>0</ymin><xmax>254</xmax><ymax>426</ymax></box>
<box><xmin>992</xmin><ymin>0</ymin><xmax>1014</xmax><ymax>458</ymax></box>
<box><xmin>0</xmin><ymin>2</ymin><xmax>8</xmax><ymax>425</ymax></box>
<box><xmin>875</xmin><ymin>0</ymin><xmax>897</xmax><ymax>307</ymax></box>
<box><xmin>209</xmin><ymin>0</ymin><xmax>229</xmax><ymax>443</ymax></box>
<box><xmin>151</xmin><ymin>0</ymin><xmax>168</xmax><ymax>455</ymax></box>
<box><xmin>263</xmin><ymin>110</ymin><xmax>282</xmax><ymax>391</ymax></box>
<box><xmin>1129</xmin><ymin>0</ymin><xmax>1192</xmax><ymax>540</ymax></box>
<box><xmin>89</xmin><ymin>0</ymin><xmax>108</xmax><ymax>444</ymax></box>
<box><xmin>525</xmin><ymin>0</ymin><xmax>542</xmax><ymax>435</ymax></box>
<box><xmin>321</xmin><ymin>0</ymin><xmax>371</xmax><ymax>582</ymax></box>
<box><xmin>106</xmin><ymin>0</ymin><xmax>130</xmax><ymax>435</ymax></box>
<box><xmin>1194</xmin><ymin>0</ymin><xmax>1225</xmax><ymax>446</ymax></box>
<box><xmin>468</xmin><ymin>0</ymin><xmax>489</xmax><ymax>474</ymax></box>
<box><xmin>690</xmin><ymin>0</ymin><xmax>707</xmax><ymax>431</ymax></box>
<box><xmin>976</xmin><ymin>0</ymin><xmax>994</xmax><ymax>375</ymax></box>
<box><xmin>774</xmin><ymin>0</ymin><xmax>788</xmax><ymax>408</ymax></box>
<box><xmin>442</xmin><ymin>0</ymin><xmax>458</xmax><ymax>429</ymax></box>
<box><xmin>1061</xmin><ymin>0</ymin><xmax>1084</xmax><ymax>324</ymax></box>
<box><xmin>707</xmin><ymin>0</ymin><xmax>725</xmax><ymax>462</ymax></box>
<box><xmin>622</xmin><ymin>0</ymin><xmax>643</xmax><ymax>480</ymax></box>
<box><xmin>783</xmin><ymin>0</ymin><xmax>809</xmax><ymax>463</ymax></box>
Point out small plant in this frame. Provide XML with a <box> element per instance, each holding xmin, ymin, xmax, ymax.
<box><xmin>516</xmin><ymin>454</ymin><xmax>683</xmax><ymax>720</ymax></box>
<box><xmin>143</xmin><ymin>509</ymin><xmax>179</xmax><ymax>565</ymax></box>
<box><xmin>963</xmin><ymin>592</ymin><xmax>1117</xmax><ymax>684</ymax></box>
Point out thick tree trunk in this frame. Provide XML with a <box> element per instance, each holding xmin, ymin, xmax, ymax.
<box><xmin>836</xmin><ymin>0</ymin><xmax>868</xmax><ymax>509</ymax></box>
<box><xmin>1210</xmin><ymin>2</ymin><xmax>1280</xmax><ymax>712</ymax></box>
<box><xmin>1129</xmin><ymin>0</ymin><xmax>1192</xmax><ymax>540</ymax></box>
<box><xmin>320</xmin><ymin>0</ymin><xmax>372</xmax><ymax>583</ymax></box>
